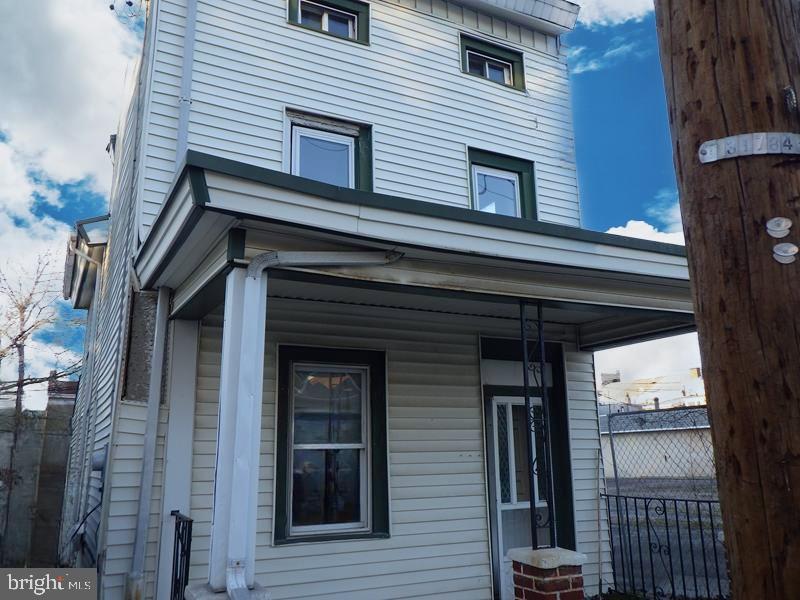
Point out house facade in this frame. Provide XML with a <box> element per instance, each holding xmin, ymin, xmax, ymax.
<box><xmin>60</xmin><ymin>0</ymin><xmax>694</xmax><ymax>598</ymax></box>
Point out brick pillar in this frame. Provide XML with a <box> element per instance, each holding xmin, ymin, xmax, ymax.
<box><xmin>508</xmin><ymin>547</ymin><xmax>587</xmax><ymax>600</ymax></box>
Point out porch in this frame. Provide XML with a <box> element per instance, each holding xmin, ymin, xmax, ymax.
<box><xmin>135</xmin><ymin>154</ymin><xmax>693</xmax><ymax>600</ymax></box>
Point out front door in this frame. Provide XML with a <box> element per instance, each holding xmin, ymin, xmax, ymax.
<box><xmin>489</xmin><ymin>396</ymin><xmax>550</xmax><ymax>600</ymax></box>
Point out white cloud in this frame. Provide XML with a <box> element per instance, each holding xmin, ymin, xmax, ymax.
<box><xmin>570</xmin><ymin>38</ymin><xmax>648</xmax><ymax>74</ymax></box>
<box><xmin>605</xmin><ymin>187</ymin><xmax>684</xmax><ymax>244</ymax></box>
<box><xmin>576</xmin><ymin>0</ymin><xmax>654</xmax><ymax>27</ymax></box>
<box><xmin>595</xmin><ymin>332</ymin><xmax>701</xmax><ymax>388</ymax></box>
<box><xmin>0</xmin><ymin>0</ymin><xmax>139</xmax><ymax>193</ymax></box>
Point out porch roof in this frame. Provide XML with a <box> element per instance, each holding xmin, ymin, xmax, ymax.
<box><xmin>134</xmin><ymin>152</ymin><xmax>694</xmax><ymax>350</ymax></box>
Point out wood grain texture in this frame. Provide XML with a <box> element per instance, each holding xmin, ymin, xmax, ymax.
<box><xmin>654</xmin><ymin>1</ymin><xmax>800</xmax><ymax>597</ymax></box>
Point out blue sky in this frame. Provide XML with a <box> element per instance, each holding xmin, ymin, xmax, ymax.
<box><xmin>567</xmin><ymin>15</ymin><xmax>678</xmax><ymax>232</ymax></box>
<box><xmin>0</xmin><ymin>1</ymin><xmax>701</xmax><ymax>406</ymax></box>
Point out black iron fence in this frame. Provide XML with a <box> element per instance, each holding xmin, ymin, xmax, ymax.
<box><xmin>170</xmin><ymin>510</ymin><xmax>193</xmax><ymax>600</ymax></box>
<box><xmin>604</xmin><ymin>493</ymin><xmax>729</xmax><ymax>599</ymax></box>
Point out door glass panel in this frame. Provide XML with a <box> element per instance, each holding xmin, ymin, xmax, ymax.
<box><xmin>297</xmin><ymin>134</ymin><xmax>352</xmax><ymax>187</ymax></box>
<box><xmin>292</xmin><ymin>449</ymin><xmax>360</xmax><ymax>526</ymax></box>
<box><xmin>496</xmin><ymin>405</ymin><xmax>511</xmax><ymax>503</ymax></box>
<box><xmin>511</xmin><ymin>404</ymin><xmax>531</xmax><ymax>502</ymax></box>
<box><xmin>293</xmin><ymin>369</ymin><xmax>363</xmax><ymax>444</ymax></box>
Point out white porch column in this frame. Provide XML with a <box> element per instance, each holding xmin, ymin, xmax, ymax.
<box><xmin>207</xmin><ymin>265</ymin><xmax>269</xmax><ymax>598</ymax></box>
<box><xmin>226</xmin><ymin>268</ymin><xmax>269</xmax><ymax>594</ymax></box>
<box><xmin>208</xmin><ymin>268</ymin><xmax>246</xmax><ymax>591</ymax></box>
<box><xmin>156</xmin><ymin>319</ymin><xmax>200</xmax><ymax>600</ymax></box>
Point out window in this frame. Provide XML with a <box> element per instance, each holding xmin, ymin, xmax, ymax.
<box><xmin>292</xmin><ymin>126</ymin><xmax>355</xmax><ymax>188</ymax></box>
<box><xmin>472</xmin><ymin>164</ymin><xmax>521</xmax><ymax>217</ymax></box>
<box><xmin>469</xmin><ymin>148</ymin><xmax>537</xmax><ymax>219</ymax></box>
<box><xmin>274</xmin><ymin>346</ymin><xmax>389</xmax><ymax>544</ymax></box>
<box><xmin>467</xmin><ymin>51</ymin><xmax>512</xmax><ymax>86</ymax></box>
<box><xmin>288</xmin><ymin>0</ymin><xmax>370</xmax><ymax>44</ymax></box>
<box><xmin>460</xmin><ymin>35</ymin><xmax>525</xmax><ymax>91</ymax></box>
<box><xmin>288</xmin><ymin>111</ymin><xmax>373</xmax><ymax>191</ymax></box>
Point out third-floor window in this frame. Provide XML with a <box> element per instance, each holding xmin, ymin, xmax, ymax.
<box><xmin>460</xmin><ymin>35</ymin><xmax>526</xmax><ymax>91</ymax></box>
<box><xmin>288</xmin><ymin>0</ymin><xmax>370</xmax><ymax>44</ymax></box>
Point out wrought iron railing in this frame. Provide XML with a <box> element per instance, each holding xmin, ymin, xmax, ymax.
<box><xmin>170</xmin><ymin>510</ymin><xmax>193</xmax><ymax>600</ymax></box>
<box><xmin>603</xmin><ymin>494</ymin><xmax>729</xmax><ymax>599</ymax></box>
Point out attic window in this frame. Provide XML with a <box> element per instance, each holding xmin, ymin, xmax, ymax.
<box><xmin>288</xmin><ymin>0</ymin><xmax>370</xmax><ymax>44</ymax></box>
<box><xmin>460</xmin><ymin>35</ymin><xmax>525</xmax><ymax>91</ymax></box>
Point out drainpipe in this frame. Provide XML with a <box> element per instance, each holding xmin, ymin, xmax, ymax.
<box><xmin>126</xmin><ymin>286</ymin><xmax>171</xmax><ymax>600</ymax></box>
<box><xmin>223</xmin><ymin>250</ymin><xmax>401</xmax><ymax>599</ymax></box>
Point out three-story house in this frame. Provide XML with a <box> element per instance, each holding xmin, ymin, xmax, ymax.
<box><xmin>60</xmin><ymin>0</ymin><xmax>693</xmax><ymax>598</ymax></box>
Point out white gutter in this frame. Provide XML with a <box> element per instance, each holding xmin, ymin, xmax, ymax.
<box><xmin>126</xmin><ymin>287</ymin><xmax>171</xmax><ymax>600</ymax></box>
<box><xmin>223</xmin><ymin>250</ymin><xmax>401</xmax><ymax>598</ymax></box>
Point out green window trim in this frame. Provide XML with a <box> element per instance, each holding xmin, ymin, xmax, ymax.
<box><xmin>468</xmin><ymin>148</ymin><xmax>537</xmax><ymax>220</ymax></box>
<box><xmin>460</xmin><ymin>34</ymin><xmax>526</xmax><ymax>91</ymax></box>
<box><xmin>288</xmin><ymin>0</ymin><xmax>370</xmax><ymax>44</ymax></box>
<box><xmin>274</xmin><ymin>345</ymin><xmax>389</xmax><ymax>545</ymax></box>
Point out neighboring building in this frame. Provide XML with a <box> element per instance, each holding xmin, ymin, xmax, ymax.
<box><xmin>0</xmin><ymin>378</ymin><xmax>76</xmax><ymax>567</ymax></box>
<box><xmin>599</xmin><ymin>368</ymin><xmax>706</xmax><ymax>411</ymax></box>
<box><xmin>59</xmin><ymin>1</ymin><xmax>694</xmax><ymax>599</ymax></box>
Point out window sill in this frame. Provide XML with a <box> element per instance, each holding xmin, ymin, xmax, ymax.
<box><xmin>274</xmin><ymin>530</ymin><xmax>390</xmax><ymax>546</ymax></box>
<box><xmin>460</xmin><ymin>69</ymin><xmax>527</xmax><ymax>93</ymax></box>
<box><xmin>287</xmin><ymin>20</ymin><xmax>370</xmax><ymax>45</ymax></box>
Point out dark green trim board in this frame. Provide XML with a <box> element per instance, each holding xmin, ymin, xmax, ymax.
<box><xmin>287</xmin><ymin>0</ymin><xmax>370</xmax><ymax>44</ymax></box>
<box><xmin>178</xmin><ymin>151</ymin><xmax>687</xmax><ymax>257</ymax></box>
<box><xmin>226</xmin><ymin>228</ymin><xmax>246</xmax><ymax>262</ymax></box>
<box><xmin>469</xmin><ymin>148</ymin><xmax>537</xmax><ymax>220</ymax></box>
<box><xmin>460</xmin><ymin>34</ymin><xmax>526</xmax><ymax>91</ymax></box>
<box><xmin>354</xmin><ymin>125</ymin><xmax>373</xmax><ymax>192</ymax></box>
<box><xmin>187</xmin><ymin>167</ymin><xmax>210</xmax><ymax>206</ymax></box>
<box><xmin>274</xmin><ymin>345</ymin><xmax>389</xmax><ymax>545</ymax></box>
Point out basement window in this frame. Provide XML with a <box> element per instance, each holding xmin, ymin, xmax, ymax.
<box><xmin>274</xmin><ymin>346</ymin><xmax>389</xmax><ymax>544</ymax></box>
<box><xmin>289</xmin><ymin>0</ymin><xmax>370</xmax><ymax>43</ymax></box>
<box><xmin>460</xmin><ymin>34</ymin><xmax>525</xmax><ymax>91</ymax></box>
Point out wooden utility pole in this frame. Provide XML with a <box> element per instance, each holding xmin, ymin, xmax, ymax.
<box><xmin>654</xmin><ymin>1</ymin><xmax>800</xmax><ymax>597</ymax></box>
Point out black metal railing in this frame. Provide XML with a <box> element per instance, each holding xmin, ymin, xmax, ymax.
<box><xmin>603</xmin><ymin>494</ymin><xmax>729</xmax><ymax>599</ymax></box>
<box><xmin>170</xmin><ymin>510</ymin><xmax>193</xmax><ymax>600</ymax></box>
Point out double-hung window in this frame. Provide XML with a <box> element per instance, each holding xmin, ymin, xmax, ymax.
<box><xmin>288</xmin><ymin>0</ymin><xmax>370</xmax><ymax>44</ymax></box>
<box><xmin>275</xmin><ymin>346</ymin><xmax>389</xmax><ymax>544</ymax></box>
<box><xmin>469</xmin><ymin>148</ymin><xmax>537</xmax><ymax>219</ymax></box>
<box><xmin>460</xmin><ymin>34</ymin><xmax>526</xmax><ymax>91</ymax></box>
<box><xmin>288</xmin><ymin>110</ymin><xmax>373</xmax><ymax>190</ymax></box>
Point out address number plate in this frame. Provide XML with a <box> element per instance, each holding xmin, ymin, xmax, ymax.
<box><xmin>699</xmin><ymin>132</ymin><xmax>800</xmax><ymax>163</ymax></box>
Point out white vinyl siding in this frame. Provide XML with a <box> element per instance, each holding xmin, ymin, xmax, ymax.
<box><xmin>137</xmin><ymin>0</ymin><xmax>580</xmax><ymax>237</ymax></box>
<box><xmin>564</xmin><ymin>350</ymin><xmax>613</xmax><ymax>592</ymax></box>
<box><xmin>191</xmin><ymin>301</ymin><xmax>492</xmax><ymax>598</ymax></box>
<box><xmin>188</xmin><ymin>298</ymin><xmax>609</xmax><ymax>597</ymax></box>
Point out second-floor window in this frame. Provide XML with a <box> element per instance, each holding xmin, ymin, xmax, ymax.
<box><xmin>292</xmin><ymin>126</ymin><xmax>355</xmax><ymax>188</ymax></box>
<box><xmin>469</xmin><ymin>148</ymin><xmax>537</xmax><ymax>219</ymax></box>
<box><xmin>287</xmin><ymin>110</ymin><xmax>373</xmax><ymax>191</ymax></box>
<box><xmin>288</xmin><ymin>0</ymin><xmax>370</xmax><ymax>44</ymax></box>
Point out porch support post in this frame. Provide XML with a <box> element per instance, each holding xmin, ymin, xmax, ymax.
<box><xmin>519</xmin><ymin>300</ymin><xmax>539</xmax><ymax>550</ymax></box>
<box><xmin>208</xmin><ymin>268</ymin><xmax>246</xmax><ymax>591</ymax></box>
<box><xmin>226</xmin><ymin>265</ymin><xmax>269</xmax><ymax>596</ymax></box>
<box><xmin>537</xmin><ymin>300</ymin><xmax>557</xmax><ymax>549</ymax></box>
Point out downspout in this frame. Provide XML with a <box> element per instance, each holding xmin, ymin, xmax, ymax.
<box><xmin>126</xmin><ymin>287</ymin><xmax>171</xmax><ymax>600</ymax></box>
<box><xmin>224</xmin><ymin>250</ymin><xmax>401</xmax><ymax>599</ymax></box>
<box><xmin>176</xmin><ymin>0</ymin><xmax>198</xmax><ymax>162</ymax></box>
